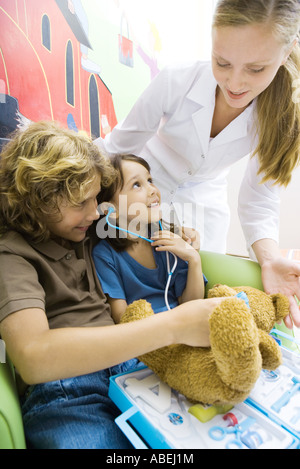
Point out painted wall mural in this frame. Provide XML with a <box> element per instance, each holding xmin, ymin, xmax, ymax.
<box><xmin>0</xmin><ymin>0</ymin><xmax>121</xmax><ymax>144</ymax></box>
<box><xmin>0</xmin><ymin>0</ymin><xmax>164</xmax><ymax>146</ymax></box>
<box><xmin>0</xmin><ymin>0</ymin><xmax>204</xmax><ymax>149</ymax></box>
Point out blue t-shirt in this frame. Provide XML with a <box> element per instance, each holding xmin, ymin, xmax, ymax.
<box><xmin>93</xmin><ymin>240</ymin><xmax>197</xmax><ymax>313</ymax></box>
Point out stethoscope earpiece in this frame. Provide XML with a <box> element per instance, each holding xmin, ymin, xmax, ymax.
<box><xmin>107</xmin><ymin>206</ymin><xmax>115</xmax><ymax>216</ymax></box>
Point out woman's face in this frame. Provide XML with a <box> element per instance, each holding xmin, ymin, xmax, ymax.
<box><xmin>211</xmin><ymin>23</ymin><xmax>291</xmax><ymax>110</ymax></box>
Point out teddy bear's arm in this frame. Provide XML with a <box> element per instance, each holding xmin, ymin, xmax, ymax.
<box><xmin>257</xmin><ymin>330</ymin><xmax>282</xmax><ymax>370</ymax></box>
<box><xmin>209</xmin><ymin>298</ymin><xmax>262</xmax><ymax>393</ymax></box>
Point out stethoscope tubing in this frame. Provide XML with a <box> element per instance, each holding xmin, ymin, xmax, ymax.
<box><xmin>105</xmin><ymin>208</ymin><xmax>177</xmax><ymax>311</ymax></box>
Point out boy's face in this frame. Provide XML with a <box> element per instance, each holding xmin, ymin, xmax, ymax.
<box><xmin>45</xmin><ymin>175</ymin><xmax>101</xmax><ymax>243</ymax></box>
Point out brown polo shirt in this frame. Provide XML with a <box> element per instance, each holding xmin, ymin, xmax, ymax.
<box><xmin>0</xmin><ymin>230</ymin><xmax>114</xmax><ymax>329</ymax></box>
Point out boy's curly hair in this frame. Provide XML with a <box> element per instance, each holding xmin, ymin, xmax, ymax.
<box><xmin>0</xmin><ymin>121</ymin><xmax>116</xmax><ymax>242</ymax></box>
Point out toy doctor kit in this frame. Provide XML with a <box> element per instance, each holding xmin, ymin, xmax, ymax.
<box><xmin>109</xmin><ymin>332</ymin><xmax>300</xmax><ymax>449</ymax></box>
<box><xmin>247</xmin><ymin>330</ymin><xmax>300</xmax><ymax>439</ymax></box>
<box><xmin>109</xmin><ymin>366</ymin><xmax>298</xmax><ymax>449</ymax></box>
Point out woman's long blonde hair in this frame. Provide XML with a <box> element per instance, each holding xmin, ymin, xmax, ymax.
<box><xmin>0</xmin><ymin>121</ymin><xmax>116</xmax><ymax>242</ymax></box>
<box><xmin>213</xmin><ymin>0</ymin><xmax>300</xmax><ymax>186</ymax></box>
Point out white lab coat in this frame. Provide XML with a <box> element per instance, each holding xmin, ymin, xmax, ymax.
<box><xmin>95</xmin><ymin>61</ymin><xmax>280</xmax><ymax>253</ymax></box>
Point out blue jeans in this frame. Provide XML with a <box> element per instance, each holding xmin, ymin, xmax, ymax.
<box><xmin>21</xmin><ymin>361</ymin><xmax>138</xmax><ymax>449</ymax></box>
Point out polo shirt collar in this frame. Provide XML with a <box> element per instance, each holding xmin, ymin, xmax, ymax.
<box><xmin>28</xmin><ymin>237</ymin><xmax>89</xmax><ymax>261</ymax></box>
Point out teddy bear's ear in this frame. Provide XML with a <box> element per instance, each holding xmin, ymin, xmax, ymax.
<box><xmin>271</xmin><ymin>293</ymin><xmax>290</xmax><ymax>322</ymax></box>
<box><xmin>207</xmin><ymin>284</ymin><xmax>237</xmax><ymax>298</ymax></box>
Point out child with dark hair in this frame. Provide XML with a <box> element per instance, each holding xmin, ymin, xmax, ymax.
<box><xmin>93</xmin><ymin>153</ymin><xmax>206</xmax><ymax>323</ymax></box>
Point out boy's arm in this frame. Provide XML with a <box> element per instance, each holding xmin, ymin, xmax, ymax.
<box><xmin>0</xmin><ymin>297</ymin><xmax>223</xmax><ymax>385</ymax></box>
<box><xmin>107</xmin><ymin>297</ymin><xmax>128</xmax><ymax>323</ymax></box>
<box><xmin>0</xmin><ymin>306</ymin><xmax>177</xmax><ymax>385</ymax></box>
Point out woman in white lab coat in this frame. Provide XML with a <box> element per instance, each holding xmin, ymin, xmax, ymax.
<box><xmin>95</xmin><ymin>0</ymin><xmax>300</xmax><ymax>328</ymax></box>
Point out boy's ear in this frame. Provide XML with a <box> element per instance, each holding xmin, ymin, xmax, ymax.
<box><xmin>98</xmin><ymin>201</ymin><xmax>118</xmax><ymax>217</ymax></box>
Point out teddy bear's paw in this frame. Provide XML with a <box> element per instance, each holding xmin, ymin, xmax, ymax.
<box><xmin>121</xmin><ymin>299</ymin><xmax>154</xmax><ymax>324</ymax></box>
<box><xmin>232</xmin><ymin>287</ymin><xmax>290</xmax><ymax>332</ymax></box>
<box><xmin>207</xmin><ymin>284</ymin><xmax>237</xmax><ymax>298</ymax></box>
<box><xmin>258</xmin><ymin>330</ymin><xmax>282</xmax><ymax>370</ymax></box>
<box><xmin>271</xmin><ymin>294</ymin><xmax>290</xmax><ymax>324</ymax></box>
<box><xmin>209</xmin><ymin>298</ymin><xmax>262</xmax><ymax>392</ymax></box>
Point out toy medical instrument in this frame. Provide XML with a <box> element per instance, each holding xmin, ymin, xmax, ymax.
<box><xmin>262</xmin><ymin>369</ymin><xmax>280</xmax><ymax>382</ymax></box>
<box><xmin>290</xmin><ymin>408</ymin><xmax>300</xmax><ymax>425</ymax></box>
<box><xmin>106</xmin><ymin>206</ymin><xmax>161</xmax><ymax>244</ymax></box>
<box><xmin>188</xmin><ymin>404</ymin><xmax>233</xmax><ymax>423</ymax></box>
<box><xmin>209</xmin><ymin>416</ymin><xmax>256</xmax><ymax>449</ymax></box>
<box><xmin>235</xmin><ymin>291</ymin><xmax>250</xmax><ymax>308</ymax></box>
<box><xmin>223</xmin><ymin>412</ymin><xmax>239</xmax><ymax>426</ymax></box>
<box><xmin>240</xmin><ymin>430</ymin><xmax>263</xmax><ymax>449</ymax></box>
<box><xmin>271</xmin><ymin>376</ymin><xmax>300</xmax><ymax>413</ymax></box>
<box><xmin>105</xmin><ymin>207</ymin><xmax>177</xmax><ymax>311</ymax></box>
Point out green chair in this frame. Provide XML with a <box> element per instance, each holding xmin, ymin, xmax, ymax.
<box><xmin>200</xmin><ymin>250</ymin><xmax>263</xmax><ymax>292</ymax></box>
<box><xmin>0</xmin><ymin>251</ymin><xmax>293</xmax><ymax>449</ymax></box>
<box><xmin>0</xmin><ymin>358</ymin><xmax>26</xmax><ymax>449</ymax></box>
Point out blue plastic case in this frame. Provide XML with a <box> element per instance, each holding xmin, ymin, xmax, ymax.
<box><xmin>109</xmin><ymin>361</ymin><xmax>299</xmax><ymax>449</ymax></box>
<box><xmin>246</xmin><ymin>330</ymin><xmax>300</xmax><ymax>442</ymax></box>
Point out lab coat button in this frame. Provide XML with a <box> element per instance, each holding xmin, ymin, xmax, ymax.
<box><xmin>188</xmin><ymin>170</ymin><xmax>193</xmax><ymax>175</ymax></box>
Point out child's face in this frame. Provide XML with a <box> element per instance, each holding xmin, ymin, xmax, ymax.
<box><xmin>112</xmin><ymin>160</ymin><xmax>161</xmax><ymax>227</ymax></box>
<box><xmin>45</xmin><ymin>175</ymin><xmax>101</xmax><ymax>243</ymax></box>
<box><xmin>212</xmin><ymin>23</ymin><xmax>290</xmax><ymax>110</ymax></box>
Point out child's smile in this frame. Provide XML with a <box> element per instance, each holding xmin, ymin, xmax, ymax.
<box><xmin>112</xmin><ymin>160</ymin><xmax>162</xmax><ymax>228</ymax></box>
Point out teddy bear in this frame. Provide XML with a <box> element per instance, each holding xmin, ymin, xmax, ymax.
<box><xmin>120</xmin><ymin>284</ymin><xmax>290</xmax><ymax>405</ymax></box>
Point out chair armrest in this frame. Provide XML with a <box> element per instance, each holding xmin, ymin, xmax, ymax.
<box><xmin>200</xmin><ymin>251</ymin><xmax>263</xmax><ymax>293</ymax></box>
<box><xmin>0</xmin><ymin>358</ymin><xmax>26</xmax><ymax>449</ymax></box>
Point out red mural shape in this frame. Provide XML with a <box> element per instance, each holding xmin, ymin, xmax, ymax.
<box><xmin>0</xmin><ymin>0</ymin><xmax>117</xmax><ymax>140</ymax></box>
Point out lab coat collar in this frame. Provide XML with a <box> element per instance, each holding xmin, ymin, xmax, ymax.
<box><xmin>186</xmin><ymin>62</ymin><xmax>216</xmax><ymax>108</ymax></box>
<box><xmin>187</xmin><ymin>63</ymin><xmax>255</xmax><ymax>153</ymax></box>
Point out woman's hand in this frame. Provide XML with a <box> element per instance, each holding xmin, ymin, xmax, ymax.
<box><xmin>253</xmin><ymin>239</ymin><xmax>300</xmax><ymax>329</ymax></box>
<box><xmin>261</xmin><ymin>257</ymin><xmax>300</xmax><ymax>329</ymax></box>
<box><xmin>181</xmin><ymin>226</ymin><xmax>200</xmax><ymax>251</ymax></box>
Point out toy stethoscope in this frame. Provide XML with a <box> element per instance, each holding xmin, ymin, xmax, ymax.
<box><xmin>105</xmin><ymin>206</ymin><xmax>177</xmax><ymax>311</ymax></box>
